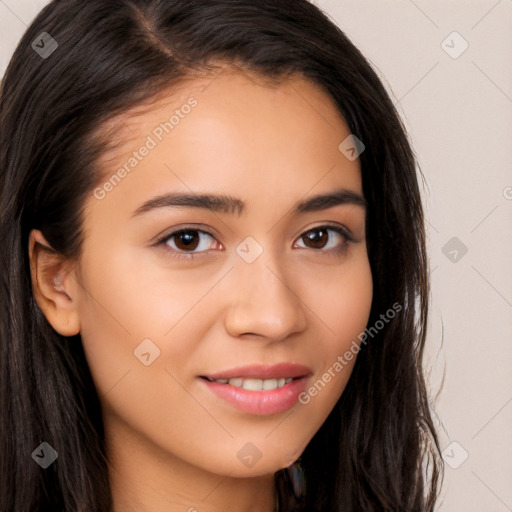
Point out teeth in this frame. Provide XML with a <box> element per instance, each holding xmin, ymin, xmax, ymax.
<box><xmin>241</xmin><ymin>378</ymin><xmax>264</xmax><ymax>391</ymax></box>
<box><xmin>211</xmin><ymin>377</ymin><xmax>294</xmax><ymax>390</ymax></box>
<box><xmin>263</xmin><ymin>378</ymin><xmax>278</xmax><ymax>390</ymax></box>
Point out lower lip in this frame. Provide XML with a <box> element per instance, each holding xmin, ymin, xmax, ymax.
<box><xmin>199</xmin><ymin>377</ymin><xmax>308</xmax><ymax>415</ymax></box>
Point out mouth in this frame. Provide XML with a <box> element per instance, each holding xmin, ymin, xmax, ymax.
<box><xmin>198</xmin><ymin>363</ymin><xmax>312</xmax><ymax>415</ymax></box>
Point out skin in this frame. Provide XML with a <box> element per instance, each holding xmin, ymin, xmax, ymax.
<box><xmin>29</xmin><ymin>66</ymin><xmax>373</xmax><ymax>512</ymax></box>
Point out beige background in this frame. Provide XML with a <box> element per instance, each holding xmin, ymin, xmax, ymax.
<box><xmin>1</xmin><ymin>0</ymin><xmax>511</xmax><ymax>510</ymax></box>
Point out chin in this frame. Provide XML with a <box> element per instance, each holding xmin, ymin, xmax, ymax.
<box><xmin>198</xmin><ymin>445</ymin><xmax>305</xmax><ymax>479</ymax></box>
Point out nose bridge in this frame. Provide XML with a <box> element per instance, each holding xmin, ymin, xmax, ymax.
<box><xmin>224</xmin><ymin>238</ymin><xmax>308</xmax><ymax>339</ymax></box>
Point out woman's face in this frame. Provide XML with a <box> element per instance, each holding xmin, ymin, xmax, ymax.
<box><xmin>48</xmin><ymin>69</ymin><xmax>372</xmax><ymax>477</ymax></box>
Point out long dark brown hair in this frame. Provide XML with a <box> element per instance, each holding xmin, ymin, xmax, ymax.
<box><xmin>0</xmin><ymin>0</ymin><xmax>443</xmax><ymax>510</ymax></box>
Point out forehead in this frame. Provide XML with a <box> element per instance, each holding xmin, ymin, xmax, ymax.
<box><xmin>94</xmin><ymin>66</ymin><xmax>353</xmax><ymax>171</ymax></box>
<box><xmin>86</xmin><ymin>67</ymin><xmax>362</xmax><ymax>225</ymax></box>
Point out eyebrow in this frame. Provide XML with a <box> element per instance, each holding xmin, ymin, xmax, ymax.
<box><xmin>130</xmin><ymin>187</ymin><xmax>367</xmax><ymax>218</ymax></box>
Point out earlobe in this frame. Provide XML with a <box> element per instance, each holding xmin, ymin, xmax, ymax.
<box><xmin>28</xmin><ymin>229</ymin><xmax>81</xmax><ymax>337</ymax></box>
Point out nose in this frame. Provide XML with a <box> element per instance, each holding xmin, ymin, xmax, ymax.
<box><xmin>224</xmin><ymin>253</ymin><xmax>308</xmax><ymax>342</ymax></box>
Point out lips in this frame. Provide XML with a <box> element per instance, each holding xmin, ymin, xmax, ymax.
<box><xmin>198</xmin><ymin>363</ymin><xmax>312</xmax><ymax>415</ymax></box>
<box><xmin>200</xmin><ymin>362</ymin><xmax>312</xmax><ymax>381</ymax></box>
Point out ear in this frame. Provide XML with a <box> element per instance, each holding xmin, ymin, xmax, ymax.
<box><xmin>28</xmin><ymin>229</ymin><xmax>81</xmax><ymax>336</ymax></box>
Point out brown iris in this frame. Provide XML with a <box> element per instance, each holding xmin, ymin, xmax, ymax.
<box><xmin>302</xmin><ymin>228</ymin><xmax>329</xmax><ymax>249</ymax></box>
<box><xmin>173</xmin><ymin>230</ymin><xmax>201</xmax><ymax>251</ymax></box>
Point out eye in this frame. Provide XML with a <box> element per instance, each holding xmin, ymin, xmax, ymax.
<box><xmin>294</xmin><ymin>225</ymin><xmax>354</xmax><ymax>253</ymax></box>
<box><xmin>157</xmin><ymin>228</ymin><xmax>219</xmax><ymax>260</ymax></box>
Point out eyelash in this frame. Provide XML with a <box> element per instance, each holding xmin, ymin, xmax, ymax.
<box><xmin>155</xmin><ymin>225</ymin><xmax>357</xmax><ymax>261</ymax></box>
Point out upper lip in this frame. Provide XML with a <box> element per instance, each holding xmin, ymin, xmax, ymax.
<box><xmin>201</xmin><ymin>363</ymin><xmax>312</xmax><ymax>380</ymax></box>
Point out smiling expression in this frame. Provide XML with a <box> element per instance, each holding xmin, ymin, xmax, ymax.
<box><xmin>61</xmin><ymin>66</ymin><xmax>373</xmax><ymax>478</ymax></box>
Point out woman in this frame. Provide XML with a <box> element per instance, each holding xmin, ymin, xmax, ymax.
<box><xmin>0</xmin><ymin>0</ymin><xmax>443</xmax><ymax>510</ymax></box>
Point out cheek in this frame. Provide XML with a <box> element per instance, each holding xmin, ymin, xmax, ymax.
<box><xmin>295</xmin><ymin>251</ymin><xmax>373</xmax><ymax>404</ymax></box>
<box><xmin>74</xmin><ymin>245</ymin><xmax>222</xmax><ymax>402</ymax></box>
<box><xmin>77</xmin><ymin>244</ymin><xmax>216</xmax><ymax>340</ymax></box>
<box><xmin>303</xmin><ymin>248</ymin><xmax>373</xmax><ymax>345</ymax></box>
